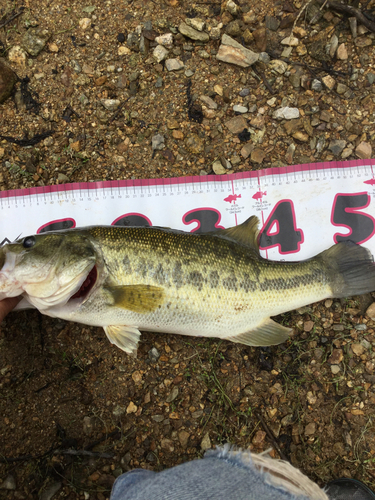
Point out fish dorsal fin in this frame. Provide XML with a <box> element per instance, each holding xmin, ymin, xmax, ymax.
<box><xmin>225</xmin><ymin>318</ymin><xmax>292</xmax><ymax>347</ymax></box>
<box><xmin>104</xmin><ymin>284</ymin><xmax>165</xmax><ymax>313</ymax></box>
<box><xmin>214</xmin><ymin>215</ymin><xmax>260</xmax><ymax>253</ymax></box>
<box><xmin>103</xmin><ymin>325</ymin><xmax>141</xmax><ymax>356</ymax></box>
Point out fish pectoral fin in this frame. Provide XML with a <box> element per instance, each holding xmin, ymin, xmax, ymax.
<box><xmin>225</xmin><ymin>318</ymin><xmax>292</xmax><ymax>347</ymax></box>
<box><xmin>105</xmin><ymin>284</ymin><xmax>165</xmax><ymax>313</ymax></box>
<box><xmin>103</xmin><ymin>325</ymin><xmax>141</xmax><ymax>356</ymax></box>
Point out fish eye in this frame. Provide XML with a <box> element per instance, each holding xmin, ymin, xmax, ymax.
<box><xmin>23</xmin><ymin>236</ymin><xmax>36</xmax><ymax>249</ymax></box>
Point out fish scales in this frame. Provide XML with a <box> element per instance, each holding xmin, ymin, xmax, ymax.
<box><xmin>1</xmin><ymin>215</ymin><xmax>375</xmax><ymax>354</ymax></box>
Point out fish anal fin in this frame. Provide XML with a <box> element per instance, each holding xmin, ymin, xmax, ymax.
<box><xmin>225</xmin><ymin>318</ymin><xmax>291</xmax><ymax>347</ymax></box>
<box><xmin>214</xmin><ymin>215</ymin><xmax>260</xmax><ymax>254</ymax></box>
<box><xmin>105</xmin><ymin>284</ymin><xmax>165</xmax><ymax>313</ymax></box>
<box><xmin>103</xmin><ymin>325</ymin><xmax>141</xmax><ymax>356</ymax></box>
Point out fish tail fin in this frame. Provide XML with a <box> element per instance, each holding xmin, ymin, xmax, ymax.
<box><xmin>320</xmin><ymin>241</ymin><xmax>375</xmax><ymax>297</ymax></box>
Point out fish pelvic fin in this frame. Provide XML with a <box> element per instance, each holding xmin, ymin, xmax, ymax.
<box><xmin>103</xmin><ymin>325</ymin><xmax>141</xmax><ymax>356</ymax></box>
<box><xmin>319</xmin><ymin>241</ymin><xmax>375</xmax><ymax>297</ymax></box>
<box><xmin>105</xmin><ymin>284</ymin><xmax>165</xmax><ymax>313</ymax></box>
<box><xmin>225</xmin><ymin>318</ymin><xmax>291</xmax><ymax>347</ymax></box>
<box><xmin>213</xmin><ymin>215</ymin><xmax>260</xmax><ymax>253</ymax></box>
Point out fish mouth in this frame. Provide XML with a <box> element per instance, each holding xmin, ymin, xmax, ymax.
<box><xmin>70</xmin><ymin>265</ymin><xmax>98</xmax><ymax>301</ymax></box>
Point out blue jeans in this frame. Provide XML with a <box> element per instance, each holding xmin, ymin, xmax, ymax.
<box><xmin>111</xmin><ymin>445</ymin><xmax>328</xmax><ymax>500</ymax></box>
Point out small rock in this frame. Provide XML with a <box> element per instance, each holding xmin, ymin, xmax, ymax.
<box><xmin>213</xmin><ymin>160</ymin><xmax>227</xmax><ymax>174</ymax></box>
<box><xmin>132</xmin><ymin>370</ymin><xmax>143</xmax><ymax>384</ymax></box>
<box><xmin>178</xmin><ymin>430</ymin><xmax>190</xmax><ymax>448</ymax></box>
<box><xmin>201</xmin><ymin>432</ymin><xmax>211</xmax><ymax>451</ymax></box>
<box><xmin>172</xmin><ymin>130</ymin><xmax>184</xmax><ymax>139</ymax></box>
<box><xmin>252</xmin><ymin>430</ymin><xmax>266</xmax><ymax>446</ymax></box>
<box><xmin>179</xmin><ymin>22</ymin><xmax>209</xmax><ymax>42</ymax></box>
<box><xmin>329</xmin><ymin>140</ymin><xmax>346</xmax><ymax>156</ymax></box>
<box><xmin>8</xmin><ymin>46</ymin><xmax>27</xmax><ymax>67</ymax></box>
<box><xmin>367</xmin><ymin>73</ymin><xmax>375</xmax><ymax>85</ymax></box>
<box><xmin>95</xmin><ymin>75</ymin><xmax>107</xmax><ymax>86</ymax></box>
<box><xmin>251</xmin><ymin>148</ymin><xmax>265</xmax><ymax>163</ymax></box>
<box><xmin>165</xmin><ymin>59</ymin><xmax>184</xmax><ymax>71</ymax></box>
<box><xmin>112</xmin><ymin>405</ymin><xmax>126</xmax><ymax>417</ymax></box>
<box><xmin>216</xmin><ymin>34</ymin><xmax>259</xmax><ymax>67</ymax></box>
<box><xmin>126</xmin><ymin>401</ymin><xmax>137</xmax><ymax>414</ymax></box>
<box><xmin>355</xmin><ymin>141</ymin><xmax>372</xmax><ymax>159</ymax></box>
<box><xmin>239</xmin><ymin>88</ymin><xmax>250</xmax><ymax>97</ymax></box>
<box><xmin>226</xmin><ymin>21</ymin><xmax>241</xmax><ymax>37</ymax></box>
<box><xmin>304</xmin><ymin>320</ymin><xmax>314</xmax><ymax>332</ymax></box>
<box><xmin>336</xmin><ymin>83</ymin><xmax>349</xmax><ymax>94</ymax></box>
<box><xmin>281</xmin><ymin>413</ymin><xmax>294</xmax><ymax>426</ymax></box>
<box><xmin>293</xmin><ymin>27</ymin><xmax>307</xmax><ymax>38</ymax></box>
<box><xmin>293</xmin><ymin>131</ymin><xmax>309</xmax><ymax>142</ymax></box>
<box><xmin>186</xmin><ymin>18</ymin><xmax>206</xmax><ymax>32</ymax></box>
<box><xmin>259</xmin><ymin>52</ymin><xmax>270</xmax><ymax>64</ymax></box>
<box><xmin>79</xmin><ymin>18</ymin><xmax>91</xmax><ymax>30</ymax></box>
<box><xmin>351</xmin><ymin>343</ymin><xmax>365</xmax><ymax>356</ymax></box>
<box><xmin>268</xmin><ymin>60</ymin><xmax>288</xmax><ymax>74</ymax></box>
<box><xmin>214</xmin><ymin>84</ymin><xmax>223</xmax><ymax>96</ymax></box>
<box><xmin>149</xmin><ymin>347</ymin><xmax>160</xmax><ymax>361</ymax></box>
<box><xmin>253</xmin><ymin>27</ymin><xmax>267</xmax><ymax>52</ymax></box>
<box><xmin>355</xmin><ymin>37</ymin><xmax>372</xmax><ymax>47</ymax></box>
<box><xmin>117</xmin><ymin>32</ymin><xmax>126</xmax><ymax>43</ymax></box>
<box><xmin>83</xmin><ymin>416</ymin><xmax>95</xmax><ymax>436</ymax></box>
<box><xmin>0</xmin><ymin>60</ymin><xmax>17</xmax><ymax>104</ymax></box>
<box><xmin>118</xmin><ymin>46</ymin><xmax>131</xmax><ymax>55</ymax></box>
<box><xmin>185</xmin><ymin>134</ymin><xmax>204</xmax><ymax>154</ymax></box>
<box><xmin>331</xmin><ymin>365</ymin><xmax>341</xmax><ymax>374</ymax></box>
<box><xmin>327</xmin><ymin>348</ymin><xmax>343</xmax><ymax>365</ymax></box>
<box><xmin>200</xmin><ymin>95</ymin><xmax>217</xmax><ymax>109</ymax></box>
<box><xmin>241</xmin><ymin>143</ymin><xmax>254</xmax><ymax>159</ymax></box>
<box><xmin>305</xmin><ymin>422</ymin><xmax>316</xmax><ymax>436</ymax></box>
<box><xmin>285</xmin><ymin>143</ymin><xmax>295</xmax><ymax>163</ymax></box>
<box><xmin>166</xmin><ymin>387</ymin><xmax>179</xmax><ymax>403</ymax></box>
<box><xmin>307</xmin><ymin>391</ymin><xmax>317</xmax><ymax>404</ymax></box>
<box><xmin>265</xmin><ymin>15</ymin><xmax>280</xmax><ymax>31</ymax></box>
<box><xmin>161</xmin><ymin>438</ymin><xmax>174</xmax><ymax>452</ymax></box>
<box><xmin>225</xmin><ymin>115</ymin><xmax>248</xmax><ymax>133</ymax></box>
<box><xmin>281</xmin><ymin>36</ymin><xmax>299</xmax><ymax>46</ymax></box>
<box><xmin>226</xmin><ymin>0</ymin><xmax>239</xmax><ymax>16</ymax></box>
<box><xmin>322</xmin><ymin>75</ymin><xmax>335</xmax><ymax>90</ymax></box>
<box><xmin>337</xmin><ymin>43</ymin><xmax>348</xmax><ymax>60</ymax></box>
<box><xmin>22</xmin><ymin>28</ymin><xmax>50</xmax><ymax>56</ymax></box>
<box><xmin>329</xmin><ymin>34</ymin><xmax>339</xmax><ymax>58</ymax></box>
<box><xmin>153</xmin><ymin>45</ymin><xmax>169</xmax><ymax>62</ymax></box>
<box><xmin>0</xmin><ymin>475</ymin><xmax>16</xmax><ymax>490</ymax></box>
<box><xmin>40</xmin><ymin>482</ymin><xmax>62</xmax><ymax>500</ymax></box>
<box><xmin>273</xmin><ymin>107</ymin><xmax>300</xmax><ymax>120</ymax></box>
<box><xmin>57</xmin><ymin>173</ymin><xmax>69</xmax><ymax>182</ymax></box>
<box><xmin>101</xmin><ymin>99</ymin><xmax>120</xmax><ymax>111</ymax></box>
<box><xmin>311</xmin><ymin>79</ymin><xmax>323</xmax><ymax>91</ymax></box>
<box><xmin>233</xmin><ymin>104</ymin><xmax>248</xmax><ymax>113</ymax></box>
<box><xmin>152</xmin><ymin>134</ymin><xmax>165</xmax><ymax>150</ymax></box>
<box><xmin>48</xmin><ymin>42</ymin><xmax>59</xmax><ymax>52</ymax></box>
<box><xmin>155</xmin><ymin>33</ymin><xmax>173</xmax><ymax>48</ymax></box>
<box><xmin>366</xmin><ymin>302</ymin><xmax>375</xmax><ymax>320</ymax></box>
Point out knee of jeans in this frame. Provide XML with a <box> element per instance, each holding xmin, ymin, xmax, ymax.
<box><xmin>111</xmin><ymin>469</ymin><xmax>156</xmax><ymax>500</ymax></box>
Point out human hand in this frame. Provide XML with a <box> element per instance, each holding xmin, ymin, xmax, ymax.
<box><xmin>0</xmin><ymin>297</ymin><xmax>22</xmax><ymax>323</ymax></box>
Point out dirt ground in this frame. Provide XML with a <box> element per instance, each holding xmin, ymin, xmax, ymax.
<box><xmin>1</xmin><ymin>0</ymin><xmax>375</xmax><ymax>498</ymax></box>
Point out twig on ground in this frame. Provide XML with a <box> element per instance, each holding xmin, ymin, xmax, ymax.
<box><xmin>315</xmin><ymin>0</ymin><xmax>375</xmax><ymax>32</ymax></box>
<box><xmin>0</xmin><ymin>7</ymin><xmax>25</xmax><ymax>29</ymax></box>
<box><xmin>255</xmin><ymin>411</ymin><xmax>289</xmax><ymax>462</ymax></box>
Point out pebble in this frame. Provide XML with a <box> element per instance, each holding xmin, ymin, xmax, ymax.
<box><xmin>355</xmin><ymin>141</ymin><xmax>372</xmax><ymax>159</ymax></box>
<box><xmin>329</xmin><ymin>34</ymin><xmax>339</xmax><ymax>58</ymax></box>
<box><xmin>311</xmin><ymin>79</ymin><xmax>323</xmax><ymax>91</ymax></box>
<box><xmin>155</xmin><ymin>33</ymin><xmax>173</xmax><ymax>49</ymax></box>
<box><xmin>101</xmin><ymin>99</ymin><xmax>120</xmax><ymax>111</ymax></box>
<box><xmin>213</xmin><ymin>160</ymin><xmax>227</xmax><ymax>175</ymax></box>
<box><xmin>281</xmin><ymin>36</ymin><xmax>299</xmax><ymax>46</ymax></box>
<box><xmin>178</xmin><ymin>430</ymin><xmax>190</xmax><ymax>448</ymax></box>
<box><xmin>152</xmin><ymin>134</ymin><xmax>165</xmax><ymax>151</ymax></box>
<box><xmin>305</xmin><ymin>422</ymin><xmax>316</xmax><ymax>436</ymax></box>
<box><xmin>118</xmin><ymin>46</ymin><xmax>131</xmax><ymax>55</ymax></box>
<box><xmin>201</xmin><ymin>432</ymin><xmax>211</xmax><ymax>451</ymax></box>
<box><xmin>166</xmin><ymin>387</ymin><xmax>179</xmax><ymax>403</ymax></box>
<box><xmin>185</xmin><ymin>18</ymin><xmax>206</xmax><ymax>32</ymax></box>
<box><xmin>331</xmin><ymin>365</ymin><xmax>341</xmax><ymax>375</ymax></box>
<box><xmin>328</xmin><ymin>140</ymin><xmax>346</xmax><ymax>156</ymax></box>
<box><xmin>185</xmin><ymin>134</ymin><xmax>204</xmax><ymax>154</ymax></box>
<box><xmin>216</xmin><ymin>34</ymin><xmax>259</xmax><ymax>67</ymax></box>
<box><xmin>117</xmin><ymin>33</ymin><xmax>125</xmax><ymax>43</ymax></box>
<box><xmin>165</xmin><ymin>59</ymin><xmax>184</xmax><ymax>71</ymax></box>
<box><xmin>126</xmin><ymin>401</ymin><xmax>137</xmax><ymax>414</ymax></box>
<box><xmin>8</xmin><ymin>45</ymin><xmax>27</xmax><ymax>67</ymax></box>
<box><xmin>322</xmin><ymin>75</ymin><xmax>335</xmax><ymax>90</ymax></box>
<box><xmin>252</xmin><ymin>430</ymin><xmax>266</xmax><ymax>446</ymax></box>
<box><xmin>153</xmin><ymin>45</ymin><xmax>169</xmax><ymax>62</ymax></box>
<box><xmin>79</xmin><ymin>18</ymin><xmax>91</xmax><ymax>30</ymax></box>
<box><xmin>179</xmin><ymin>22</ymin><xmax>209</xmax><ymax>42</ymax></box>
<box><xmin>328</xmin><ymin>348</ymin><xmax>343</xmax><ymax>365</ymax></box>
<box><xmin>199</xmin><ymin>95</ymin><xmax>217</xmax><ymax>109</ymax></box>
<box><xmin>0</xmin><ymin>475</ymin><xmax>16</xmax><ymax>490</ymax></box>
<box><xmin>351</xmin><ymin>343</ymin><xmax>365</xmax><ymax>356</ymax></box>
<box><xmin>273</xmin><ymin>107</ymin><xmax>300</xmax><ymax>120</ymax></box>
<box><xmin>83</xmin><ymin>416</ymin><xmax>95</xmax><ymax>436</ymax></box>
<box><xmin>22</xmin><ymin>28</ymin><xmax>50</xmax><ymax>56</ymax></box>
<box><xmin>233</xmin><ymin>105</ymin><xmax>248</xmax><ymax>113</ymax></box>
<box><xmin>337</xmin><ymin>43</ymin><xmax>348</xmax><ymax>60</ymax></box>
<box><xmin>251</xmin><ymin>148</ymin><xmax>265</xmax><ymax>163</ymax></box>
<box><xmin>367</xmin><ymin>73</ymin><xmax>375</xmax><ymax>85</ymax></box>
<box><xmin>40</xmin><ymin>482</ymin><xmax>62</xmax><ymax>500</ymax></box>
<box><xmin>366</xmin><ymin>302</ymin><xmax>375</xmax><ymax>320</ymax></box>
<box><xmin>225</xmin><ymin>115</ymin><xmax>248</xmax><ymax>134</ymax></box>
<box><xmin>239</xmin><ymin>88</ymin><xmax>250</xmax><ymax>97</ymax></box>
<box><xmin>149</xmin><ymin>347</ymin><xmax>160</xmax><ymax>361</ymax></box>
<box><xmin>259</xmin><ymin>52</ymin><xmax>270</xmax><ymax>64</ymax></box>
<box><xmin>268</xmin><ymin>60</ymin><xmax>288</xmax><ymax>74</ymax></box>
<box><xmin>304</xmin><ymin>320</ymin><xmax>314</xmax><ymax>332</ymax></box>
<box><xmin>265</xmin><ymin>15</ymin><xmax>280</xmax><ymax>31</ymax></box>
<box><xmin>226</xmin><ymin>0</ymin><xmax>239</xmax><ymax>16</ymax></box>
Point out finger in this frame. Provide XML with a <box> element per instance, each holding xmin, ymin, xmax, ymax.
<box><xmin>0</xmin><ymin>296</ymin><xmax>22</xmax><ymax>323</ymax></box>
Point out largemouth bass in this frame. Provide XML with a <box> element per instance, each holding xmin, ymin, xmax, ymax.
<box><xmin>0</xmin><ymin>216</ymin><xmax>374</xmax><ymax>355</ymax></box>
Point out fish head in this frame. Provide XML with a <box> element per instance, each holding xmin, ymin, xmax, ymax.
<box><xmin>0</xmin><ymin>231</ymin><xmax>98</xmax><ymax>310</ymax></box>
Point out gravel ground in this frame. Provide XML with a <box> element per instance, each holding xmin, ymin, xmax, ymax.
<box><xmin>1</xmin><ymin>0</ymin><xmax>375</xmax><ymax>498</ymax></box>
